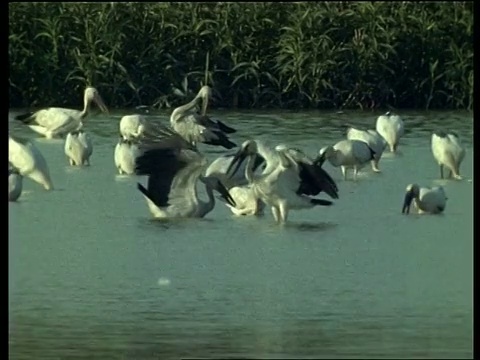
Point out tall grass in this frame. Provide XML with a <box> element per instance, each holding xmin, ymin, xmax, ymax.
<box><xmin>8</xmin><ymin>2</ymin><xmax>473</xmax><ymax>110</ymax></box>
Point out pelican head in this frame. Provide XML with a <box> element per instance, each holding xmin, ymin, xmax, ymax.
<box><xmin>84</xmin><ymin>87</ymin><xmax>109</xmax><ymax>113</ymax></box>
<box><xmin>315</xmin><ymin>146</ymin><xmax>334</xmax><ymax>167</ymax></box>
<box><xmin>194</xmin><ymin>85</ymin><xmax>212</xmax><ymax>115</ymax></box>
<box><xmin>226</xmin><ymin>140</ymin><xmax>258</xmax><ymax>177</ymax></box>
<box><xmin>402</xmin><ymin>183</ymin><xmax>420</xmax><ymax>214</ymax></box>
<box><xmin>200</xmin><ymin>176</ymin><xmax>236</xmax><ymax>207</ymax></box>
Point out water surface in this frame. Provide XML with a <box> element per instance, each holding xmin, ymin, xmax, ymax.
<box><xmin>9</xmin><ymin>110</ymin><xmax>473</xmax><ymax>359</ymax></box>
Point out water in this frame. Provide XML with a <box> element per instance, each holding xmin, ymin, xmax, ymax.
<box><xmin>9</xmin><ymin>110</ymin><xmax>473</xmax><ymax>359</ymax></box>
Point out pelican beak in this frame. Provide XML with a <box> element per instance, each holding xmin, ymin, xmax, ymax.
<box><xmin>226</xmin><ymin>149</ymin><xmax>249</xmax><ymax>178</ymax></box>
<box><xmin>215</xmin><ymin>180</ymin><xmax>236</xmax><ymax>207</ymax></box>
<box><xmin>314</xmin><ymin>152</ymin><xmax>327</xmax><ymax>167</ymax></box>
<box><xmin>201</xmin><ymin>94</ymin><xmax>209</xmax><ymax>116</ymax></box>
<box><xmin>94</xmin><ymin>93</ymin><xmax>109</xmax><ymax>114</ymax></box>
<box><xmin>402</xmin><ymin>190</ymin><xmax>414</xmax><ymax>214</ymax></box>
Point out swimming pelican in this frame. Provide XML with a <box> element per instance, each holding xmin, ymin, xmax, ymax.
<box><xmin>119</xmin><ymin>114</ymin><xmax>146</xmax><ymax>140</ymax></box>
<box><xmin>375</xmin><ymin>111</ymin><xmax>404</xmax><ymax>152</ymax></box>
<box><xmin>8</xmin><ymin>135</ymin><xmax>54</xmax><ymax>190</ymax></box>
<box><xmin>170</xmin><ymin>85</ymin><xmax>237</xmax><ymax>149</ymax></box>
<box><xmin>431</xmin><ymin>130</ymin><xmax>465</xmax><ymax>180</ymax></box>
<box><xmin>226</xmin><ymin>140</ymin><xmax>339</xmax><ymax>224</ymax></box>
<box><xmin>14</xmin><ymin>87</ymin><xmax>108</xmax><ymax>138</ymax></box>
<box><xmin>9</xmin><ymin>165</ymin><xmax>23</xmax><ymax>202</ymax></box>
<box><xmin>134</xmin><ymin>143</ymin><xmax>236</xmax><ymax>219</ymax></box>
<box><xmin>346</xmin><ymin>126</ymin><xmax>387</xmax><ymax>172</ymax></box>
<box><xmin>64</xmin><ymin>130</ymin><xmax>93</xmax><ymax>166</ymax></box>
<box><xmin>114</xmin><ymin>137</ymin><xmax>143</xmax><ymax>175</ymax></box>
<box><xmin>206</xmin><ymin>152</ymin><xmax>267</xmax><ymax>216</ymax></box>
<box><xmin>402</xmin><ymin>184</ymin><xmax>447</xmax><ymax>214</ymax></box>
<box><xmin>317</xmin><ymin>139</ymin><xmax>376</xmax><ymax>181</ymax></box>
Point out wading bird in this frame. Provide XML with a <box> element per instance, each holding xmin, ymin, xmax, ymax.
<box><xmin>431</xmin><ymin>130</ymin><xmax>465</xmax><ymax>180</ymax></box>
<box><xmin>226</xmin><ymin>140</ymin><xmax>339</xmax><ymax>224</ymax></box>
<box><xmin>346</xmin><ymin>126</ymin><xmax>387</xmax><ymax>172</ymax></box>
<box><xmin>114</xmin><ymin>137</ymin><xmax>143</xmax><ymax>175</ymax></box>
<box><xmin>14</xmin><ymin>87</ymin><xmax>108</xmax><ymax>138</ymax></box>
<box><xmin>9</xmin><ymin>164</ymin><xmax>23</xmax><ymax>202</ymax></box>
<box><xmin>317</xmin><ymin>139</ymin><xmax>376</xmax><ymax>181</ymax></box>
<box><xmin>375</xmin><ymin>111</ymin><xmax>404</xmax><ymax>152</ymax></box>
<box><xmin>134</xmin><ymin>142</ymin><xmax>236</xmax><ymax>219</ymax></box>
<box><xmin>64</xmin><ymin>130</ymin><xmax>93</xmax><ymax>166</ymax></box>
<box><xmin>170</xmin><ymin>85</ymin><xmax>237</xmax><ymax>149</ymax></box>
<box><xmin>119</xmin><ymin>114</ymin><xmax>147</xmax><ymax>140</ymax></box>
<box><xmin>402</xmin><ymin>184</ymin><xmax>447</xmax><ymax>215</ymax></box>
<box><xmin>9</xmin><ymin>135</ymin><xmax>54</xmax><ymax>190</ymax></box>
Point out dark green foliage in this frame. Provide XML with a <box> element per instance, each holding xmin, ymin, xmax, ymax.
<box><xmin>8</xmin><ymin>2</ymin><xmax>473</xmax><ymax>110</ymax></box>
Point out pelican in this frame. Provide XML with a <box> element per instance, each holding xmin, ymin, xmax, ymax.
<box><xmin>119</xmin><ymin>114</ymin><xmax>146</xmax><ymax>140</ymax></box>
<box><xmin>170</xmin><ymin>85</ymin><xmax>237</xmax><ymax>149</ymax></box>
<box><xmin>375</xmin><ymin>111</ymin><xmax>404</xmax><ymax>152</ymax></box>
<box><xmin>402</xmin><ymin>184</ymin><xmax>447</xmax><ymax>214</ymax></box>
<box><xmin>346</xmin><ymin>126</ymin><xmax>387</xmax><ymax>172</ymax></box>
<box><xmin>226</xmin><ymin>140</ymin><xmax>339</xmax><ymax>224</ymax></box>
<box><xmin>431</xmin><ymin>130</ymin><xmax>465</xmax><ymax>180</ymax></box>
<box><xmin>14</xmin><ymin>87</ymin><xmax>108</xmax><ymax>138</ymax></box>
<box><xmin>9</xmin><ymin>135</ymin><xmax>53</xmax><ymax>190</ymax></box>
<box><xmin>114</xmin><ymin>137</ymin><xmax>143</xmax><ymax>175</ymax></box>
<box><xmin>206</xmin><ymin>152</ymin><xmax>267</xmax><ymax>216</ymax></box>
<box><xmin>134</xmin><ymin>143</ymin><xmax>236</xmax><ymax>219</ymax></box>
<box><xmin>317</xmin><ymin>139</ymin><xmax>376</xmax><ymax>181</ymax></box>
<box><xmin>9</xmin><ymin>165</ymin><xmax>23</xmax><ymax>202</ymax></box>
<box><xmin>64</xmin><ymin>130</ymin><xmax>93</xmax><ymax>166</ymax></box>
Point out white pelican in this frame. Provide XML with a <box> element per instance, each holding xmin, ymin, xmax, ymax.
<box><xmin>226</xmin><ymin>140</ymin><xmax>339</xmax><ymax>224</ymax></box>
<box><xmin>431</xmin><ymin>130</ymin><xmax>465</xmax><ymax>180</ymax></box>
<box><xmin>205</xmin><ymin>152</ymin><xmax>267</xmax><ymax>216</ymax></box>
<box><xmin>9</xmin><ymin>135</ymin><xmax>54</xmax><ymax>190</ymax></box>
<box><xmin>402</xmin><ymin>184</ymin><xmax>447</xmax><ymax>214</ymax></box>
<box><xmin>134</xmin><ymin>143</ymin><xmax>236</xmax><ymax>219</ymax></box>
<box><xmin>14</xmin><ymin>87</ymin><xmax>108</xmax><ymax>138</ymax></box>
<box><xmin>119</xmin><ymin>114</ymin><xmax>146</xmax><ymax>140</ymax></box>
<box><xmin>170</xmin><ymin>85</ymin><xmax>237</xmax><ymax>149</ymax></box>
<box><xmin>317</xmin><ymin>139</ymin><xmax>376</xmax><ymax>181</ymax></box>
<box><xmin>9</xmin><ymin>165</ymin><xmax>23</xmax><ymax>202</ymax></box>
<box><xmin>346</xmin><ymin>126</ymin><xmax>387</xmax><ymax>172</ymax></box>
<box><xmin>375</xmin><ymin>111</ymin><xmax>404</xmax><ymax>152</ymax></box>
<box><xmin>64</xmin><ymin>130</ymin><xmax>93</xmax><ymax>166</ymax></box>
<box><xmin>114</xmin><ymin>137</ymin><xmax>143</xmax><ymax>175</ymax></box>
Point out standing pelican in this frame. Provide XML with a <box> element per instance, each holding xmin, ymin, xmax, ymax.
<box><xmin>9</xmin><ymin>135</ymin><xmax>54</xmax><ymax>190</ymax></box>
<box><xmin>64</xmin><ymin>130</ymin><xmax>93</xmax><ymax>166</ymax></box>
<box><xmin>226</xmin><ymin>140</ymin><xmax>339</xmax><ymax>224</ymax></box>
<box><xmin>14</xmin><ymin>87</ymin><xmax>108</xmax><ymax>138</ymax></box>
<box><xmin>206</xmin><ymin>152</ymin><xmax>267</xmax><ymax>216</ymax></box>
<box><xmin>134</xmin><ymin>143</ymin><xmax>236</xmax><ymax>219</ymax></box>
<box><xmin>346</xmin><ymin>126</ymin><xmax>387</xmax><ymax>172</ymax></box>
<box><xmin>9</xmin><ymin>165</ymin><xmax>23</xmax><ymax>202</ymax></box>
<box><xmin>402</xmin><ymin>184</ymin><xmax>447</xmax><ymax>214</ymax></box>
<box><xmin>431</xmin><ymin>130</ymin><xmax>465</xmax><ymax>180</ymax></box>
<box><xmin>317</xmin><ymin>139</ymin><xmax>376</xmax><ymax>181</ymax></box>
<box><xmin>375</xmin><ymin>111</ymin><xmax>404</xmax><ymax>152</ymax></box>
<box><xmin>119</xmin><ymin>114</ymin><xmax>146</xmax><ymax>140</ymax></box>
<box><xmin>114</xmin><ymin>137</ymin><xmax>143</xmax><ymax>175</ymax></box>
<box><xmin>170</xmin><ymin>85</ymin><xmax>237</xmax><ymax>149</ymax></box>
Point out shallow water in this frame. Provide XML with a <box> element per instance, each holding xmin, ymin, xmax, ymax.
<box><xmin>9</xmin><ymin>109</ymin><xmax>473</xmax><ymax>359</ymax></box>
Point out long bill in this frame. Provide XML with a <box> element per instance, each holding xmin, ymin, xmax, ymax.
<box><xmin>402</xmin><ymin>191</ymin><xmax>414</xmax><ymax>214</ymax></box>
<box><xmin>226</xmin><ymin>150</ymin><xmax>248</xmax><ymax>178</ymax></box>
<box><xmin>215</xmin><ymin>180</ymin><xmax>236</xmax><ymax>207</ymax></box>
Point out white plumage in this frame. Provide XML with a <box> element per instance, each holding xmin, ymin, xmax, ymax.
<box><xmin>402</xmin><ymin>184</ymin><xmax>447</xmax><ymax>214</ymax></box>
<box><xmin>64</xmin><ymin>130</ymin><xmax>93</xmax><ymax>166</ymax></box>
<box><xmin>431</xmin><ymin>130</ymin><xmax>465</xmax><ymax>180</ymax></box>
<box><xmin>375</xmin><ymin>112</ymin><xmax>404</xmax><ymax>152</ymax></box>
<box><xmin>114</xmin><ymin>138</ymin><xmax>142</xmax><ymax>175</ymax></box>
<box><xmin>9</xmin><ymin>165</ymin><xmax>23</xmax><ymax>202</ymax></box>
<box><xmin>119</xmin><ymin>114</ymin><xmax>146</xmax><ymax>140</ymax></box>
<box><xmin>9</xmin><ymin>135</ymin><xmax>54</xmax><ymax>190</ymax></box>
<box><xmin>346</xmin><ymin>126</ymin><xmax>387</xmax><ymax>172</ymax></box>
<box><xmin>14</xmin><ymin>87</ymin><xmax>108</xmax><ymax>138</ymax></box>
<box><xmin>317</xmin><ymin>139</ymin><xmax>376</xmax><ymax>181</ymax></box>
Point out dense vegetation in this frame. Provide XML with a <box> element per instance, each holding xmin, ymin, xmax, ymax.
<box><xmin>9</xmin><ymin>2</ymin><xmax>473</xmax><ymax>110</ymax></box>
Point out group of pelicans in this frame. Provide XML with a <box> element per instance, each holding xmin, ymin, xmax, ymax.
<box><xmin>9</xmin><ymin>85</ymin><xmax>467</xmax><ymax>224</ymax></box>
